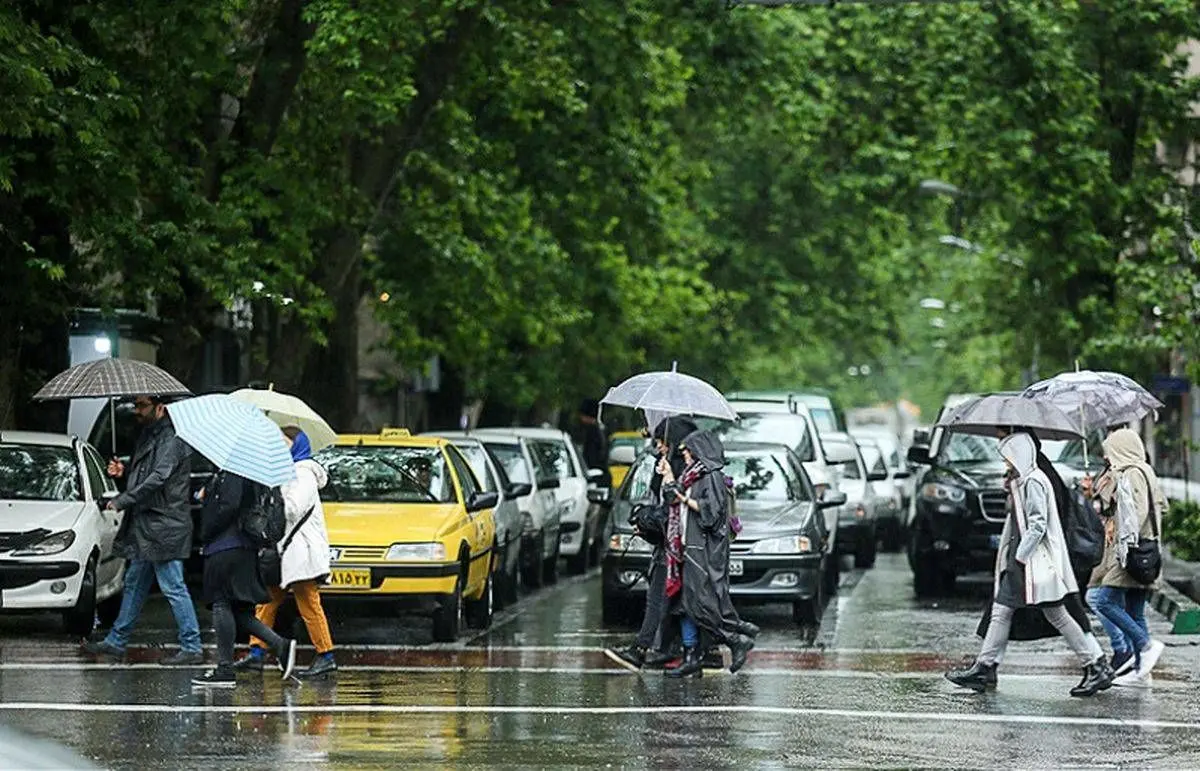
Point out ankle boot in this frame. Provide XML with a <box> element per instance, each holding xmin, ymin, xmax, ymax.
<box><xmin>727</xmin><ymin>633</ymin><xmax>755</xmax><ymax>673</ymax></box>
<box><xmin>665</xmin><ymin>647</ymin><xmax>703</xmax><ymax>678</ymax></box>
<box><xmin>736</xmin><ymin>621</ymin><xmax>761</xmax><ymax>639</ymax></box>
<box><xmin>1071</xmin><ymin>657</ymin><xmax>1114</xmax><ymax>698</ymax></box>
<box><xmin>945</xmin><ymin>660</ymin><xmax>998</xmax><ymax>692</ymax></box>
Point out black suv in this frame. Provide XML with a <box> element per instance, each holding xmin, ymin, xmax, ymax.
<box><xmin>904</xmin><ymin>402</ymin><xmax>1008</xmax><ymax>596</ymax></box>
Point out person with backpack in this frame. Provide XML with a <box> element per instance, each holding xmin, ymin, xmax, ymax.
<box><xmin>236</xmin><ymin>426</ymin><xmax>336</xmax><ymax>678</ymax></box>
<box><xmin>191</xmin><ymin>469</ymin><xmax>297</xmax><ymax>688</ymax></box>
<box><xmin>1084</xmin><ymin>428</ymin><xmax>1166</xmax><ymax>686</ymax></box>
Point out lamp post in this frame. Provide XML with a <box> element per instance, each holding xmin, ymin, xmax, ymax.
<box><xmin>919</xmin><ymin>179</ymin><xmax>966</xmax><ymax>237</ymax></box>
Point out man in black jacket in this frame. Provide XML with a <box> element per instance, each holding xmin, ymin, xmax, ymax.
<box><xmin>83</xmin><ymin>395</ymin><xmax>203</xmax><ymax>665</ymax></box>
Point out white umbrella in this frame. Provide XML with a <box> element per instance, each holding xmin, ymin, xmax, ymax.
<box><xmin>230</xmin><ymin>387</ymin><xmax>338</xmax><ymax>451</ymax></box>
<box><xmin>601</xmin><ymin>364</ymin><xmax>737</xmax><ymax>423</ymax></box>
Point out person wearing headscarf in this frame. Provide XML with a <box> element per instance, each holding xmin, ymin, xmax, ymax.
<box><xmin>1085</xmin><ymin>428</ymin><xmax>1166</xmax><ymax>686</ymax></box>
<box><xmin>237</xmin><ymin>426</ymin><xmax>337</xmax><ymax>679</ymax></box>
<box><xmin>946</xmin><ymin>431</ymin><xmax>1113</xmax><ymax>697</ymax></box>
<box><xmin>660</xmin><ymin>429</ymin><xmax>754</xmax><ymax>678</ymax></box>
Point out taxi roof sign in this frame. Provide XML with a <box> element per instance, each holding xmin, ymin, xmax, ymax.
<box><xmin>380</xmin><ymin>427</ymin><xmax>412</xmax><ymax>438</ymax></box>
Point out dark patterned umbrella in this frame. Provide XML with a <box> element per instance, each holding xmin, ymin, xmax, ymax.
<box><xmin>32</xmin><ymin>358</ymin><xmax>190</xmax><ymax>401</ymax></box>
<box><xmin>938</xmin><ymin>394</ymin><xmax>1083</xmax><ymax>441</ymax></box>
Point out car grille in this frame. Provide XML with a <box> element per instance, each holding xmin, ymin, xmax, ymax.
<box><xmin>977</xmin><ymin>491</ymin><xmax>1008</xmax><ymax>523</ymax></box>
<box><xmin>334</xmin><ymin>546</ymin><xmax>388</xmax><ymax>561</ymax></box>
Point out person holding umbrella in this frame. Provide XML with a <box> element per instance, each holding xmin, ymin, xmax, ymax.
<box><xmin>82</xmin><ymin>394</ymin><xmax>203</xmax><ymax>665</ymax></box>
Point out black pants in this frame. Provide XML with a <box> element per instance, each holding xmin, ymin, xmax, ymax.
<box><xmin>636</xmin><ymin>557</ymin><xmax>672</xmax><ymax>650</ymax></box>
<box><xmin>213</xmin><ymin>600</ymin><xmax>287</xmax><ymax>667</ymax></box>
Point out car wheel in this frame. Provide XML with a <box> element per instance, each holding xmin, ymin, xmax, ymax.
<box><xmin>521</xmin><ymin>532</ymin><xmax>546</xmax><ymax>589</ymax></box>
<box><xmin>432</xmin><ymin>569</ymin><xmax>465</xmax><ymax>642</ymax></box>
<box><xmin>63</xmin><ymin>557</ymin><xmax>98</xmax><ymax>638</ymax></box>
<box><xmin>881</xmin><ymin>521</ymin><xmax>903</xmax><ymax>553</ymax></box>
<box><xmin>490</xmin><ymin>542</ymin><xmax>508</xmax><ymax>611</ymax></box>
<box><xmin>502</xmin><ymin>540</ymin><xmax>520</xmax><ymax>606</ymax></box>
<box><xmin>465</xmin><ymin>570</ymin><xmax>493</xmax><ymax>630</ymax></box>
<box><xmin>566</xmin><ymin>538</ymin><xmax>588</xmax><ymax>575</ymax></box>
<box><xmin>854</xmin><ymin>527</ymin><xmax>878</xmax><ymax>569</ymax></box>
<box><xmin>793</xmin><ymin>578</ymin><xmax>824</xmax><ymax>626</ymax></box>
<box><xmin>543</xmin><ymin>539</ymin><xmax>560</xmax><ymax>585</ymax></box>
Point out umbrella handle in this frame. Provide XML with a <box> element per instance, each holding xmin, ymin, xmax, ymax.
<box><xmin>110</xmin><ymin>398</ymin><xmax>117</xmax><ymax>457</ymax></box>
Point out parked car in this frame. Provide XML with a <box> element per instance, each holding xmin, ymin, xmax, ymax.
<box><xmin>468</xmin><ymin>432</ymin><xmax>563</xmax><ymax>588</ymax></box>
<box><xmin>475</xmin><ymin>427</ymin><xmax>604</xmax><ymax>575</ymax></box>
<box><xmin>0</xmin><ymin>432</ymin><xmax>125</xmax><ymax>635</ymax></box>
<box><xmin>853</xmin><ymin>434</ymin><xmax>907</xmax><ymax>552</ymax></box>
<box><xmin>850</xmin><ymin>427</ymin><xmax>914</xmax><ymax>511</ymax></box>
<box><xmin>607</xmin><ymin>430</ymin><xmax>646</xmax><ymax>490</ymax></box>
<box><xmin>718</xmin><ymin>398</ymin><xmax>843</xmax><ymax>499</ymax></box>
<box><xmin>601</xmin><ymin>442</ymin><xmax>846</xmax><ymax>627</ymax></box>
<box><xmin>727</xmin><ymin>390</ymin><xmax>848</xmax><ymax>434</ymax></box>
<box><xmin>822</xmin><ymin>432</ymin><xmax>881</xmax><ymax>569</ymax></box>
<box><xmin>422</xmin><ymin>433</ymin><xmax>529</xmax><ymax>608</ymax></box>
<box><xmin>316</xmin><ymin>429</ymin><xmax>499</xmax><ymax>641</ymax></box>
<box><xmin>904</xmin><ymin>396</ymin><xmax>1007</xmax><ymax>596</ymax></box>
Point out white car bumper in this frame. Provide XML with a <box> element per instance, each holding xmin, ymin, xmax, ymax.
<box><xmin>0</xmin><ymin>556</ymin><xmax>86</xmax><ymax>610</ymax></box>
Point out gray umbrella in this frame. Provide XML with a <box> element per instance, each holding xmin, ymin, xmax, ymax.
<box><xmin>938</xmin><ymin>394</ymin><xmax>1084</xmax><ymax>441</ymax></box>
<box><xmin>33</xmin><ymin>358</ymin><xmax>190</xmax><ymax>402</ymax></box>
<box><xmin>1021</xmin><ymin>370</ymin><xmax>1162</xmax><ymax>430</ymax></box>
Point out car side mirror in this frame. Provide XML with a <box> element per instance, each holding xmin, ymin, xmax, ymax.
<box><xmin>586</xmin><ymin>468</ymin><xmax>605</xmax><ymax>484</ymax></box>
<box><xmin>906</xmin><ymin>446</ymin><xmax>932</xmax><ymax>466</ymax></box>
<box><xmin>912</xmin><ymin>428</ymin><xmax>931</xmax><ymax>446</ymax></box>
<box><xmin>537</xmin><ymin>478</ymin><xmax>561</xmax><ymax>491</ymax></box>
<box><xmin>588</xmin><ymin>488</ymin><xmax>611</xmax><ymax>504</ymax></box>
<box><xmin>466</xmin><ymin>491</ymin><xmax>500</xmax><ymax>512</ymax></box>
<box><xmin>506</xmin><ymin>482</ymin><xmax>533</xmax><ymax>498</ymax></box>
<box><xmin>608</xmin><ymin>446</ymin><xmax>637</xmax><ymax>466</ymax></box>
<box><xmin>893</xmin><ymin>469</ymin><xmax>911</xmax><ymax>480</ymax></box>
<box><xmin>818</xmin><ymin>491</ymin><xmax>848</xmax><ymax>509</ymax></box>
<box><xmin>866</xmin><ymin>471</ymin><xmax>889</xmax><ymax>482</ymax></box>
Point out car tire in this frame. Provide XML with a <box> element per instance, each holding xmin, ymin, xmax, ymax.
<box><xmin>879</xmin><ymin>520</ymin><xmax>901</xmax><ymax>553</ymax></box>
<box><xmin>543</xmin><ymin>540</ymin><xmax>560</xmax><ymax>585</ymax></box>
<box><xmin>96</xmin><ymin>592</ymin><xmax>123</xmax><ymax>628</ymax></box>
<box><xmin>521</xmin><ymin>532</ymin><xmax>546</xmax><ymax>589</ymax></box>
<box><xmin>566</xmin><ymin>540</ymin><xmax>588</xmax><ymax>575</ymax></box>
<box><xmin>502</xmin><ymin>541</ymin><xmax>520</xmax><ymax>606</ymax></box>
<box><xmin>432</xmin><ymin>570</ymin><xmax>465</xmax><ymax>642</ymax></box>
<box><xmin>854</xmin><ymin>528</ymin><xmax>878</xmax><ymax>569</ymax></box>
<box><xmin>793</xmin><ymin>577</ymin><xmax>825</xmax><ymax>626</ymax></box>
<box><xmin>63</xmin><ymin>557</ymin><xmax>98</xmax><ymax>638</ymax></box>
<box><xmin>465</xmin><ymin>570</ymin><xmax>493</xmax><ymax>630</ymax></box>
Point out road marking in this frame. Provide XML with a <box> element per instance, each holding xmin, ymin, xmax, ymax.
<box><xmin>0</xmin><ymin>701</ymin><xmax>1196</xmax><ymax>731</ymax></box>
<box><xmin>91</xmin><ymin>643</ymin><xmax>1024</xmax><ymax>655</ymax></box>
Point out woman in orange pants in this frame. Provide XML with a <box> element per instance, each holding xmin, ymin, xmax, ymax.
<box><xmin>236</xmin><ymin>426</ymin><xmax>337</xmax><ymax>677</ymax></box>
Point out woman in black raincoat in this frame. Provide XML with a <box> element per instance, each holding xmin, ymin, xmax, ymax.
<box><xmin>660</xmin><ymin>429</ymin><xmax>754</xmax><ymax>678</ymax></box>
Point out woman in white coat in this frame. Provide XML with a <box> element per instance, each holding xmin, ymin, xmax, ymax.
<box><xmin>236</xmin><ymin>426</ymin><xmax>337</xmax><ymax>678</ymax></box>
<box><xmin>945</xmin><ymin>431</ymin><xmax>1113</xmax><ymax>697</ymax></box>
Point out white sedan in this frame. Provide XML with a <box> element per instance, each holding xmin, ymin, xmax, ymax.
<box><xmin>0</xmin><ymin>432</ymin><xmax>125</xmax><ymax>635</ymax></box>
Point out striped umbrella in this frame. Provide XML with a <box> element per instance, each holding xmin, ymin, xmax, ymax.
<box><xmin>167</xmin><ymin>394</ymin><xmax>296</xmax><ymax>488</ymax></box>
<box><xmin>33</xmin><ymin>358</ymin><xmax>190</xmax><ymax>401</ymax></box>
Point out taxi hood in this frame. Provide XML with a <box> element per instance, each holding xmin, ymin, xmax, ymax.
<box><xmin>322</xmin><ymin>502</ymin><xmax>466</xmax><ymax>545</ymax></box>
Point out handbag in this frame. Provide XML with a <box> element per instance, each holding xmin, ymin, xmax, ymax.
<box><xmin>259</xmin><ymin>505</ymin><xmax>316</xmax><ymax>587</ymax></box>
<box><xmin>628</xmin><ymin>503</ymin><xmax>667</xmax><ymax>547</ymax></box>
<box><xmin>1124</xmin><ymin>469</ymin><xmax>1162</xmax><ymax>586</ymax></box>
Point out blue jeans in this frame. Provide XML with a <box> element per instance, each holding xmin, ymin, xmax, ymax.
<box><xmin>104</xmin><ymin>559</ymin><xmax>202</xmax><ymax>653</ymax></box>
<box><xmin>681</xmin><ymin>616</ymin><xmax>699</xmax><ymax>648</ymax></box>
<box><xmin>1088</xmin><ymin>586</ymin><xmax>1150</xmax><ymax>654</ymax></box>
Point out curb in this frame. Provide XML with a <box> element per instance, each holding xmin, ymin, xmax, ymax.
<box><xmin>1152</xmin><ymin>581</ymin><xmax>1200</xmax><ymax>635</ymax></box>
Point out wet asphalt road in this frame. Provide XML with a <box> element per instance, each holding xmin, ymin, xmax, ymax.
<box><xmin>1</xmin><ymin>554</ymin><xmax>1200</xmax><ymax>769</ymax></box>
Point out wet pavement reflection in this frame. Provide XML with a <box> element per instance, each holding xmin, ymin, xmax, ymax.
<box><xmin>2</xmin><ymin>554</ymin><xmax>1200</xmax><ymax>768</ymax></box>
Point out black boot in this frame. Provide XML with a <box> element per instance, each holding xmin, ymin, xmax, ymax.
<box><xmin>643</xmin><ymin>649</ymin><xmax>678</xmax><ymax>670</ymax></box>
<box><xmin>603</xmin><ymin>644</ymin><xmax>646</xmax><ymax>673</ymax></box>
<box><xmin>298</xmin><ymin>654</ymin><xmax>338</xmax><ymax>679</ymax></box>
<box><xmin>1071</xmin><ymin>657</ymin><xmax>1114</xmax><ymax>698</ymax></box>
<box><xmin>945</xmin><ymin>660</ymin><xmax>998</xmax><ymax>692</ymax></box>
<box><xmin>665</xmin><ymin>647</ymin><xmax>703</xmax><ymax>678</ymax></box>
<box><xmin>727</xmin><ymin>633</ymin><xmax>755</xmax><ymax>673</ymax></box>
<box><xmin>736</xmin><ymin>621</ymin><xmax>761</xmax><ymax>639</ymax></box>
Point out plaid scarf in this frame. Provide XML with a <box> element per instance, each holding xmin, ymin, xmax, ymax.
<box><xmin>664</xmin><ymin>460</ymin><xmax>706</xmax><ymax>598</ymax></box>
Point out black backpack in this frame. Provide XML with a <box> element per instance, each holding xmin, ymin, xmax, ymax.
<box><xmin>1063</xmin><ymin>484</ymin><xmax>1104</xmax><ymax>573</ymax></box>
<box><xmin>240</xmin><ymin>485</ymin><xmax>286</xmax><ymax>548</ymax></box>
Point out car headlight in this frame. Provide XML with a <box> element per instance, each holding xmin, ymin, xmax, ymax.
<box><xmin>386</xmin><ymin>543</ymin><xmax>447</xmax><ymax>561</ymax></box>
<box><xmin>11</xmin><ymin>530</ymin><xmax>76</xmax><ymax>557</ymax></box>
<box><xmin>609</xmin><ymin>533</ymin><xmax>652</xmax><ymax>553</ymax></box>
<box><xmin>920</xmin><ymin>483</ymin><xmax>966</xmax><ymax>504</ymax></box>
<box><xmin>750</xmin><ymin>535</ymin><xmax>812</xmax><ymax>554</ymax></box>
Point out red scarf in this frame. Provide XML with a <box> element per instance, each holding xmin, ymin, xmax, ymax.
<box><xmin>664</xmin><ymin>461</ymin><xmax>706</xmax><ymax>598</ymax></box>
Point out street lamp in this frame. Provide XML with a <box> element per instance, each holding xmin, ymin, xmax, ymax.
<box><xmin>919</xmin><ymin>178</ymin><xmax>966</xmax><ymax>237</ymax></box>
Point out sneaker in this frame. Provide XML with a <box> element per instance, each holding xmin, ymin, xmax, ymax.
<box><xmin>81</xmin><ymin>640</ymin><xmax>125</xmax><ymax>660</ymax></box>
<box><xmin>160</xmin><ymin>650</ymin><xmax>204</xmax><ymax>666</ymax></box>
<box><xmin>277</xmin><ymin>639</ymin><xmax>297</xmax><ymax>680</ymax></box>
<box><xmin>603</xmin><ymin>645</ymin><xmax>645</xmax><ymax>673</ymax></box>
<box><xmin>1110</xmin><ymin>650</ymin><xmax>1135</xmax><ymax>677</ymax></box>
<box><xmin>1135</xmin><ymin>640</ymin><xmax>1165</xmax><ymax>678</ymax></box>
<box><xmin>191</xmin><ymin>667</ymin><xmax>236</xmax><ymax>688</ymax></box>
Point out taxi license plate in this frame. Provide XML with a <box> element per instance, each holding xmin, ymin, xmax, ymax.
<box><xmin>729</xmin><ymin>559</ymin><xmax>744</xmax><ymax>577</ymax></box>
<box><xmin>330</xmin><ymin>568</ymin><xmax>371</xmax><ymax>588</ymax></box>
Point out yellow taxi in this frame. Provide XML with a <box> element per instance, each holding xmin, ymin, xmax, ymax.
<box><xmin>317</xmin><ymin>429</ymin><xmax>498</xmax><ymax>641</ymax></box>
<box><xmin>608</xmin><ymin>430</ymin><xmax>648</xmax><ymax>489</ymax></box>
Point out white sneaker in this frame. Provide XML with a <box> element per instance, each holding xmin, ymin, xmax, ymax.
<box><xmin>1113</xmin><ymin>670</ymin><xmax>1153</xmax><ymax>688</ymax></box>
<box><xmin>1136</xmin><ymin>640</ymin><xmax>1165</xmax><ymax>677</ymax></box>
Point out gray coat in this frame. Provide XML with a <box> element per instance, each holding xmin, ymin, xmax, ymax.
<box><xmin>112</xmin><ymin>417</ymin><xmax>194</xmax><ymax>562</ymax></box>
<box><xmin>676</xmin><ymin>431</ymin><xmax>741</xmax><ymax>643</ymax></box>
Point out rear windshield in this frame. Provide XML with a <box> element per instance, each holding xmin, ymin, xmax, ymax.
<box><xmin>715</xmin><ymin>414</ymin><xmax>815</xmax><ymax>462</ymax></box>
<box><xmin>0</xmin><ymin>445</ymin><xmax>81</xmax><ymax>502</ymax></box>
<box><xmin>727</xmin><ymin>452</ymin><xmax>809</xmax><ymax>502</ymax></box>
<box><xmin>483</xmin><ymin>443</ymin><xmax>531</xmax><ymax>486</ymax></box>
<box><xmin>317</xmin><ymin>446</ymin><xmax>454</xmax><ymax>504</ymax></box>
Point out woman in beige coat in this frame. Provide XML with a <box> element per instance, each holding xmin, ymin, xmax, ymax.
<box><xmin>1085</xmin><ymin>428</ymin><xmax>1166</xmax><ymax>686</ymax></box>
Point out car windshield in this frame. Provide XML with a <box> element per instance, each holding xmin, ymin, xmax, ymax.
<box><xmin>938</xmin><ymin>432</ymin><xmax>1000</xmax><ymax>464</ymax></box>
<box><xmin>726</xmin><ymin>452</ymin><xmax>801</xmax><ymax>502</ymax></box>
<box><xmin>1050</xmin><ymin>435</ymin><xmax>1106</xmax><ymax>470</ymax></box>
<box><xmin>317</xmin><ymin>446</ymin><xmax>454</xmax><ymax>504</ymax></box>
<box><xmin>809</xmin><ymin>407</ymin><xmax>839</xmax><ymax>434</ymax></box>
<box><xmin>622</xmin><ymin>454</ymin><xmax>658</xmax><ymax>501</ymax></box>
<box><xmin>483</xmin><ymin>443</ymin><xmax>531</xmax><ymax>486</ymax></box>
<box><xmin>453</xmin><ymin>444</ymin><xmax>497</xmax><ymax>493</ymax></box>
<box><xmin>0</xmin><ymin>445</ymin><xmax>81</xmax><ymax>502</ymax></box>
<box><xmin>716</xmin><ymin>414</ymin><xmax>815</xmax><ymax>463</ymax></box>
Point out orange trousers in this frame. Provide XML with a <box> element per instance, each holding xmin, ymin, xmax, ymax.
<box><xmin>251</xmin><ymin>581</ymin><xmax>334</xmax><ymax>654</ymax></box>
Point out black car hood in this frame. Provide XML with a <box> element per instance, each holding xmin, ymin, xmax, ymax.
<box><xmin>736</xmin><ymin>499</ymin><xmax>816</xmax><ymax>539</ymax></box>
<box><xmin>924</xmin><ymin>461</ymin><xmax>1007</xmax><ymax>491</ymax></box>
